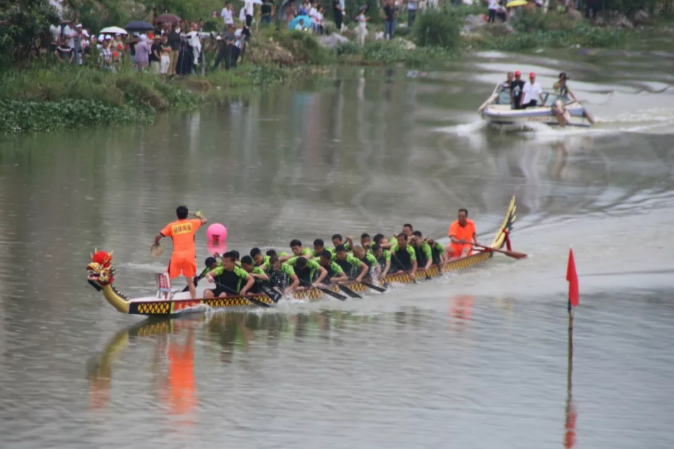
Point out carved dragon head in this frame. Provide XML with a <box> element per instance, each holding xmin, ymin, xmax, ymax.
<box><xmin>87</xmin><ymin>249</ymin><xmax>115</xmax><ymax>286</ymax></box>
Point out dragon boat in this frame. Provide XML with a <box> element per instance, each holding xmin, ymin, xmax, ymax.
<box><xmin>86</xmin><ymin>197</ymin><xmax>518</xmax><ymax>317</ymax></box>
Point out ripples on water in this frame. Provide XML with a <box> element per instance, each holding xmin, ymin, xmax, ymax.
<box><xmin>0</xmin><ymin>52</ymin><xmax>673</xmax><ymax>448</ymax></box>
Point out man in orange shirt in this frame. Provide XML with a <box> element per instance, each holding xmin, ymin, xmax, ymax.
<box><xmin>154</xmin><ymin>206</ymin><xmax>207</xmax><ymax>299</ymax></box>
<box><xmin>446</xmin><ymin>208</ymin><xmax>479</xmax><ymax>259</ymax></box>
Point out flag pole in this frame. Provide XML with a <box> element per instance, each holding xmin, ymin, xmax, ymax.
<box><xmin>564</xmin><ymin>246</ymin><xmax>578</xmax><ymax>448</ymax></box>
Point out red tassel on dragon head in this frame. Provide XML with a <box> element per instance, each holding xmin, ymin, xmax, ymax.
<box><xmin>87</xmin><ymin>249</ymin><xmax>115</xmax><ymax>286</ymax></box>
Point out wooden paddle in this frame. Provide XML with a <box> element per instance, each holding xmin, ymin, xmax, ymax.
<box><xmin>349</xmin><ymin>277</ymin><xmax>386</xmax><ymax>293</ymax></box>
<box><xmin>474</xmin><ymin>244</ymin><xmax>528</xmax><ymax>259</ymax></box>
<box><xmin>338</xmin><ymin>284</ymin><xmax>362</xmax><ymax>299</ymax></box>
<box><xmin>299</xmin><ymin>279</ymin><xmax>347</xmax><ymax>301</ymax></box>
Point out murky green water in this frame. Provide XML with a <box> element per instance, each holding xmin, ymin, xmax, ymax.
<box><xmin>1</xmin><ymin>53</ymin><xmax>673</xmax><ymax>448</ymax></box>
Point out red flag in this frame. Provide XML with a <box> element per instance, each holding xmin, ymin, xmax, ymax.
<box><xmin>566</xmin><ymin>248</ymin><xmax>579</xmax><ymax>308</ymax></box>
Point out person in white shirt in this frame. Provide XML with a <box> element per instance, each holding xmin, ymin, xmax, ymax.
<box><xmin>488</xmin><ymin>0</ymin><xmax>498</xmax><ymax>23</ymax></box>
<box><xmin>221</xmin><ymin>2</ymin><xmax>234</xmax><ymax>28</ymax></box>
<box><xmin>520</xmin><ymin>72</ymin><xmax>544</xmax><ymax>109</ymax></box>
<box><xmin>244</xmin><ymin>0</ymin><xmax>255</xmax><ymax>26</ymax></box>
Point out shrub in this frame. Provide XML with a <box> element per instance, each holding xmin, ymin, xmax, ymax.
<box><xmin>413</xmin><ymin>9</ymin><xmax>461</xmax><ymax>49</ymax></box>
<box><xmin>512</xmin><ymin>9</ymin><xmax>576</xmax><ymax>32</ymax></box>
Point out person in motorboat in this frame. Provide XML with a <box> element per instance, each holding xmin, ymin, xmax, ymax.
<box><xmin>510</xmin><ymin>71</ymin><xmax>525</xmax><ymax>109</ymax></box>
<box><xmin>553</xmin><ymin>72</ymin><xmax>577</xmax><ymax>103</ymax></box>
<box><xmin>501</xmin><ymin>71</ymin><xmax>513</xmax><ymax>92</ymax></box>
<box><xmin>520</xmin><ymin>72</ymin><xmax>543</xmax><ymax>109</ymax></box>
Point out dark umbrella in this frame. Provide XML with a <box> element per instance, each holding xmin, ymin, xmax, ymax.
<box><xmin>124</xmin><ymin>21</ymin><xmax>155</xmax><ymax>32</ymax></box>
<box><xmin>154</xmin><ymin>13</ymin><xmax>182</xmax><ymax>25</ymax></box>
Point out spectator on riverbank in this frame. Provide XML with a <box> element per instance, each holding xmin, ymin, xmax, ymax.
<box><xmin>160</xmin><ymin>35</ymin><xmax>171</xmax><ymax>74</ymax></box>
<box><xmin>150</xmin><ymin>35</ymin><xmax>162</xmax><ymax>74</ymax></box>
<box><xmin>244</xmin><ymin>0</ymin><xmax>255</xmax><ymax>26</ymax></box>
<box><xmin>261</xmin><ymin>0</ymin><xmax>275</xmax><ymax>25</ymax></box>
<box><xmin>167</xmin><ymin>24</ymin><xmax>181</xmax><ymax>76</ymax></box>
<box><xmin>333</xmin><ymin>0</ymin><xmax>344</xmax><ymax>31</ymax></box>
<box><xmin>356</xmin><ymin>7</ymin><xmax>368</xmax><ymax>45</ymax></box>
<box><xmin>382</xmin><ymin>0</ymin><xmax>397</xmax><ymax>40</ymax></box>
<box><xmin>54</xmin><ymin>39</ymin><xmax>74</xmax><ymax>63</ymax></box>
<box><xmin>221</xmin><ymin>2</ymin><xmax>235</xmax><ymax>28</ymax></box>
<box><xmin>488</xmin><ymin>0</ymin><xmax>498</xmax><ymax>23</ymax></box>
<box><xmin>407</xmin><ymin>0</ymin><xmax>418</xmax><ymax>27</ymax></box>
<box><xmin>134</xmin><ymin>35</ymin><xmax>152</xmax><ymax>72</ymax></box>
<box><xmin>212</xmin><ymin>36</ymin><xmax>231</xmax><ymax>70</ymax></box>
<box><xmin>100</xmin><ymin>39</ymin><xmax>116</xmax><ymax>73</ymax></box>
<box><xmin>496</xmin><ymin>1</ymin><xmax>508</xmax><ymax>22</ymax></box>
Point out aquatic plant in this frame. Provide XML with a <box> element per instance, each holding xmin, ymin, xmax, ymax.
<box><xmin>413</xmin><ymin>9</ymin><xmax>462</xmax><ymax>50</ymax></box>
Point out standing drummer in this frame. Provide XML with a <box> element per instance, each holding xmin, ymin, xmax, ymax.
<box><xmin>154</xmin><ymin>206</ymin><xmax>207</xmax><ymax>299</ymax></box>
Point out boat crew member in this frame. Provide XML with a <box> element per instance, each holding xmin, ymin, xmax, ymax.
<box><xmin>511</xmin><ymin>71</ymin><xmax>524</xmax><ymax>109</ymax></box>
<box><xmin>264</xmin><ymin>254</ymin><xmax>300</xmax><ymax>294</ymax></box>
<box><xmin>352</xmin><ymin>245</ymin><xmax>379</xmax><ymax>277</ymax></box>
<box><xmin>240</xmin><ymin>255</ymin><xmax>269</xmax><ymax>294</ymax></box>
<box><xmin>154</xmin><ymin>206</ymin><xmax>207</xmax><ymax>300</ymax></box>
<box><xmin>204</xmin><ymin>252</ymin><xmax>254</xmax><ymax>298</ymax></box>
<box><xmin>230</xmin><ymin>250</ymin><xmax>241</xmax><ymax>266</ymax></box>
<box><xmin>312</xmin><ymin>238</ymin><xmax>334</xmax><ymax>259</ymax></box>
<box><xmin>425</xmin><ymin>238</ymin><xmax>446</xmax><ymax>267</ymax></box>
<box><xmin>334</xmin><ymin>245</ymin><xmax>368</xmax><ymax>282</ymax></box>
<box><xmin>360</xmin><ymin>233</ymin><xmax>372</xmax><ymax>251</ymax></box>
<box><xmin>371</xmin><ymin>243</ymin><xmax>391</xmax><ymax>278</ymax></box>
<box><xmin>250</xmin><ymin>247</ymin><xmax>266</xmax><ymax>267</ymax></box>
<box><xmin>390</xmin><ymin>233</ymin><xmax>418</xmax><ymax>277</ymax></box>
<box><xmin>411</xmin><ymin>231</ymin><xmax>433</xmax><ymax>271</ymax></box>
<box><xmin>520</xmin><ymin>72</ymin><xmax>543</xmax><ymax>109</ymax></box>
<box><xmin>319</xmin><ymin>249</ymin><xmax>348</xmax><ymax>284</ymax></box>
<box><xmin>373</xmin><ymin>233</ymin><xmax>394</xmax><ymax>250</ymax></box>
<box><xmin>446</xmin><ymin>208</ymin><xmax>479</xmax><ymax>259</ymax></box>
<box><xmin>280</xmin><ymin>239</ymin><xmax>313</xmax><ymax>262</ymax></box>
<box><xmin>331</xmin><ymin>234</ymin><xmax>351</xmax><ymax>251</ymax></box>
<box><xmin>553</xmin><ymin>72</ymin><xmax>577</xmax><ymax>102</ymax></box>
<box><xmin>286</xmin><ymin>256</ymin><xmax>328</xmax><ymax>288</ymax></box>
<box><xmin>389</xmin><ymin>223</ymin><xmax>414</xmax><ymax>243</ymax></box>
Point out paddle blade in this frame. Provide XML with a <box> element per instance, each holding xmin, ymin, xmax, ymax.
<box><xmin>338</xmin><ymin>285</ymin><xmax>362</xmax><ymax>299</ymax></box>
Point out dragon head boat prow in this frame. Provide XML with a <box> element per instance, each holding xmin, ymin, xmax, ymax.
<box><xmin>87</xmin><ymin>249</ymin><xmax>130</xmax><ymax>314</ymax></box>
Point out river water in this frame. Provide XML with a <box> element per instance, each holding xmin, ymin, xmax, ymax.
<box><xmin>1</xmin><ymin>51</ymin><xmax>673</xmax><ymax>448</ymax></box>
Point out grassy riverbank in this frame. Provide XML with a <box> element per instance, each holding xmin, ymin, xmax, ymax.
<box><xmin>2</xmin><ymin>14</ymin><xmax>672</xmax><ymax>134</ymax></box>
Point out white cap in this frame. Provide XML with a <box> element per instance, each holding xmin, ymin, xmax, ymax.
<box><xmin>82</xmin><ymin>30</ymin><xmax>89</xmax><ymax>37</ymax></box>
<box><xmin>104</xmin><ymin>35</ymin><xmax>112</xmax><ymax>40</ymax></box>
<box><xmin>216</xmin><ymin>36</ymin><xmax>223</xmax><ymax>40</ymax></box>
<box><xmin>76</xmin><ymin>23</ymin><xmax>83</xmax><ymax>28</ymax></box>
<box><xmin>98</xmin><ymin>34</ymin><xmax>104</xmax><ymax>41</ymax></box>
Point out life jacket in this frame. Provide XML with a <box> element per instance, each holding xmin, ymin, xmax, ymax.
<box><xmin>392</xmin><ymin>246</ymin><xmax>412</xmax><ymax>271</ymax></box>
<box><xmin>335</xmin><ymin>259</ymin><xmax>355</xmax><ymax>278</ymax></box>
<box><xmin>431</xmin><ymin>244</ymin><xmax>443</xmax><ymax>265</ymax></box>
<box><xmin>414</xmin><ymin>245</ymin><xmax>427</xmax><ymax>268</ymax></box>
<box><xmin>268</xmin><ymin>269</ymin><xmax>287</xmax><ymax>291</ymax></box>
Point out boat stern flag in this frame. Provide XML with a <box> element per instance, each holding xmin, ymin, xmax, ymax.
<box><xmin>566</xmin><ymin>248</ymin><xmax>579</xmax><ymax>309</ymax></box>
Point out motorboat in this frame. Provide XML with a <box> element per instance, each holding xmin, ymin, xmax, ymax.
<box><xmin>479</xmin><ymin>83</ymin><xmax>595</xmax><ymax>131</ymax></box>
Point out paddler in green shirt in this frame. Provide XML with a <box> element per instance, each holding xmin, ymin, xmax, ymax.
<box><xmin>425</xmin><ymin>238</ymin><xmax>446</xmax><ymax>267</ymax></box>
<box><xmin>360</xmin><ymin>233</ymin><xmax>372</xmax><ymax>251</ymax></box>
<box><xmin>286</xmin><ymin>256</ymin><xmax>329</xmax><ymax>288</ymax></box>
<box><xmin>352</xmin><ymin>245</ymin><xmax>379</xmax><ymax>278</ymax></box>
<box><xmin>318</xmin><ymin>249</ymin><xmax>348</xmax><ymax>284</ymax></box>
<box><xmin>250</xmin><ymin>247</ymin><xmax>266</xmax><ymax>267</ymax></box>
<box><xmin>371</xmin><ymin>243</ymin><xmax>391</xmax><ymax>278</ymax></box>
<box><xmin>411</xmin><ymin>230</ymin><xmax>433</xmax><ymax>271</ymax></box>
<box><xmin>389</xmin><ymin>233</ymin><xmax>418</xmax><ymax>277</ymax></box>
<box><xmin>280</xmin><ymin>239</ymin><xmax>313</xmax><ymax>262</ymax></box>
<box><xmin>331</xmin><ymin>234</ymin><xmax>351</xmax><ymax>251</ymax></box>
<box><xmin>264</xmin><ymin>254</ymin><xmax>300</xmax><ymax>294</ymax></box>
<box><xmin>373</xmin><ymin>233</ymin><xmax>393</xmax><ymax>250</ymax></box>
<box><xmin>312</xmin><ymin>238</ymin><xmax>335</xmax><ymax>259</ymax></box>
<box><xmin>240</xmin><ymin>255</ymin><xmax>269</xmax><ymax>295</ymax></box>
<box><xmin>204</xmin><ymin>252</ymin><xmax>255</xmax><ymax>298</ymax></box>
<box><xmin>334</xmin><ymin>245</ymin><xmax>368</xmax><ymax>282</ymax></box>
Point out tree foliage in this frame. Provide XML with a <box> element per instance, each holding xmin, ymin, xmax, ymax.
<box><xmin>0</xmin><ymin>0</ymin><xmax>60</xmax><ymax>64</ymax></box>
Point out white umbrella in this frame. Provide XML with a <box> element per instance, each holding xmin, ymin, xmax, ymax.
<box><xmin>237</xmin><ymin>0</ymin><xmax>263</xmax><ymax>4</ymax></box>
<box><xmin>99</xmin><ymin>26</ymin><xmax>128</xmax><ymax>35</ymax></box>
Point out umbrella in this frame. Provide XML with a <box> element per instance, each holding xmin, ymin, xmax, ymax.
<box><xmin>289</xmin><ymin>14</ymin><xmax>315</xmax><ymax>30</ymax></box>
<box><xmin>124</xmin><ymin>21</ymin><xmax>155</xmax><ymax>32</ymax></box>
<box><xmin>154</xmin><ymin>13</ymin><xmax>182</xmax><ymax>24</ymax></box>
<box><xmin>99</xmin><ymin>26</ymin><xmax>127</xmax><ymax>35</ymax></box>
<box><xmin>237</xmin><ymin>0</ymin><xmax>263</xmax><ymax>4</ymax></box>
<box><xmin>506</xmin><ymin>0</ymin><xmax>527</xmax><ymax>6</ymax></box>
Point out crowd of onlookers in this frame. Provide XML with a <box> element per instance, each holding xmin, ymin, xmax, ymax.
<box><xmin>49</xmin><ymin>18</ymin><xmax>251</xmax><ymax>75</ymax></box>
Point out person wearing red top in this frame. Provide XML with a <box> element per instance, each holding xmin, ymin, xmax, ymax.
<box><xmin>154</xmin><ymin>206</ymin><xmax>207</xmax><ymax>299</ymax></box>
<box><xmin>446</xmin><ymin>208</ymin><xmax>479</xmax><ymax>259</ymax></box>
